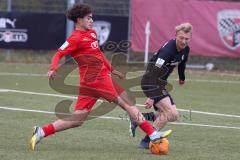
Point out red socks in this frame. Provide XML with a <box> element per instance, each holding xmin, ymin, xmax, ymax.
<box><xmin>139</xmin><ymin>120</ymin><xmax>154</xmax><ymax>136</ymax></box>
<box><xmin>42</xmin><ymin>123</ymin><xmax>55</xmax><ymax>137</ymax></box>
<box><xmin>41</xmin><ymin>121</ymin><xmax>154</xmax><ymax>137</ymax></box>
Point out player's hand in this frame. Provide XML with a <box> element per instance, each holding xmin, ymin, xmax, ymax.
<box><xmin>144</xmin><ymin>98</ymin><xmax>154</xmax><ymax>109</ymax></box>
<box><xmin>47</xmin><ymin>70</ymin><xmax>56</xmax><ymax>80</ymax></box>
<box><xmin>112</xmin><ymin>69</ymin><xmax>125</xmax><ymax>79</ymax></box>
<box><xmin>179</xmin><ymin>80</ymin><xmax>185</xmax><ymax>86</ymax></box>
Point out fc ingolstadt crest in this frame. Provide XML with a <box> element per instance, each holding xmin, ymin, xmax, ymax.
<box><xmin>217</xmin><ymin>10</ymin><xmax>240</xmax><ymax>50</ymax></box>
<box><xmin>92</xmin><ymin>21</ymin><xmax>111</xmax><ymax>46</ymax></box>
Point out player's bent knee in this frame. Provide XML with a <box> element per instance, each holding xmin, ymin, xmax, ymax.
<box><xmin>167</xmin><ymin>111</ymin><xmax>179</xmax><ymax>122</ymax></box>
<box><xmin>172</xmin><ymin>111</ymin><xmax>179</xmax><ymax>121</ymax></box>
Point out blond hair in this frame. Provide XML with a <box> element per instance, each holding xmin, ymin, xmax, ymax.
<box><xmin>175</xmin><ymin>22</ymin><xmax>193</xmax><ymax>34</ymax></box>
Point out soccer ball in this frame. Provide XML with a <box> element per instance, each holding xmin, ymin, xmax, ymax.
<box><xmin>149</xmin><ymin>138</ymin><xmax>169</xmax><ymax>155</ymax></box>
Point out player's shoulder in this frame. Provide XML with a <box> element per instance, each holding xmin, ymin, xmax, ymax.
<box><xmin>161</xmin><ymin>39</ymin><xmax>175</xmax><ymax>49</ymax></box>
<box><xmin>159</xmin><ymin>39</ymin><xmax>175</xmax><ymax>54</ymax></box>
<box><xmin>66</xmin><ymin>31</ymin><xmax>83</xmax><ymax>43</ymax></box>
<box><xmin>89</xmin><ymin>29</ymin><xmax>97</xmax><ymax>34</ymax></box>
<box><xmin>165</xmin><ymin>39</ymin><xmax>176</xmax><ymax>48</ymax></box>
<box><xmin>68</xmin><ymin>31</ymin><xmax>80</xmax><ymax>39</ymax></box>
<box><xmin>88</xmin><ymin>29</ymin><xmax>98</xmax><ymax>39</ymax></box>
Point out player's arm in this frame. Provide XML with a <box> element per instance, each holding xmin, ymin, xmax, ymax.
<box><xmin>101</xmin><ymin>53</ymin><xmax>113</xmax><ymax>72</ymax></box>
<box><xmin>144</xmin><ymin>98</ymin><xmax>154</xmax><ymax>109</ymax></box>
<box><xmin>48</xmin><ymin>36</ymin><xmax>79</xmax><ymax>79</ymax></box>
<box><xmin>101</xmin><ymin>52</ymin><xmax>125</xmax><ymax>79</ymax></box>
<box><xmin>112</xmin><ymin>69</ymin><xmax>125</xmax><ymax>79</ymax></box>
<box><xmin>153</xmin><ymin>40</ymin><xmax>173</xmax><ymax>69</ymax></box>
<box><xmin>153</xmin><ymin>49</ymin><xmax>172</xmax><ymax>79</ymax></box>
<box><xmin>95</xmin><ymin>29</ymin><xmax>123</xmax><ymax>79</ymax></box>
<box><xmin>93</xmin><ymin>28</ymin><xmax>113</xmax><ymax>72</ymax></box>
<box><xmin>178</xmin><ymin>49</ymin><xmax>189</xmax><ymax>85</ymax></box>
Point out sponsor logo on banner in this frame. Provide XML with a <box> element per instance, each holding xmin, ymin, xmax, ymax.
<box><xmin>0</xmin><ymin>18</ymin><xmax>28</xmax><ymax>43</ymax></box>
<box><xmin>217</xmin><ymin>10</ymin><xmax>240</xmax><ymax>50</ymax></box>
<box><xmin>92</xmin><ymin>21</ymin><xmax>111</xmax><ymax>46</ymax></box>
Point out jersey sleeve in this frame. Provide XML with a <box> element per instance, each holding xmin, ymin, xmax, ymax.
<box><xmin>178</xmin><ymin>47</ymin><xmax>189</xmax><ymax>81</ymax></box>
<box><xmin>49</xmin><ymin>35</ymin><xmax>79</xmax><ymax>71</ymax></box>
<box><xmin>153</xmin><ymin>41</ymin><xmax>173</xmax><ymax>68</ymax></box>
<box><xmin>147</xmin><ymin>43</ymin><xmax>173</xmax><ymax>78</ymax></box>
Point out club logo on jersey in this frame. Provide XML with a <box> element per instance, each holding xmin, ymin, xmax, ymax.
<box><xmin>91</xmin><ymin>40</ymin><xmax>99</xmax><ymax>49</ymax></box>
<box><xmin>217</xmin><ymin>10</ymin><xmax>240</xmax><ymax>50</ymax></box>
<box><xmin>155</xmin><ymin>58</ymin><xmax>165</xmax><ymax>68</ymax></box>
<box><xmin>0</xmin><ymin>17</ymin><xmax>28</xmax><ymax>43</ymax></box>
<box><xmin>92</xmin><ymin>21</ymin><xmax>111</xmax><ymax>46</ymax></box>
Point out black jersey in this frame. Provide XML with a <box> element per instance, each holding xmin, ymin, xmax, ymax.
<box><xmin>145</xmin><ymin>39</ymin><xmax>189</xmax><ymax>82</ymax></box>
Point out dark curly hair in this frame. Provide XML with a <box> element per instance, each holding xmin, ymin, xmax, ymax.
<box><xmin>66</xmin><ymin>3</ymin><xmax>92</xmax><ymax>22</ymax></box>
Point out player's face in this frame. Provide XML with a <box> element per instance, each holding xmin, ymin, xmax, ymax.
<box><xmin>175</xmin><ymin>31</ymin><xmax>192</xmax><ymax>51</ymax></box>
<box><xmin>78</xmin><ymin>13</ymin><xmax>93</xmax><ymax>30</ymax></box>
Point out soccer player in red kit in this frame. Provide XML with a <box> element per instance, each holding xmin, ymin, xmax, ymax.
<box><xmin>29</xmin><ymin>3</ymin><xmax>172</xmax><ymax>151</ymax></box>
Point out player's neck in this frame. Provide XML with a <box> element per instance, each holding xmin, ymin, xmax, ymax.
<box><xmin>75</xmin><ymin>24</ymin><xmax>88</xmax><ymax>31</ymax></box>
<box><xmin>176</xmin><ymin>45</ymin><xmax>181</xmax><ymax>52</ymax></box>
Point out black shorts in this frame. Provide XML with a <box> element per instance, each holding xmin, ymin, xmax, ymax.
<box><xmin>152</xmin><ymin>93</ymin><xmax>174</xmax><ymax>111</ymax></box>
<box><xmin>141</xmin><ymin>75</ymin><xmax>175</xmax><ymax>111</ymax></box>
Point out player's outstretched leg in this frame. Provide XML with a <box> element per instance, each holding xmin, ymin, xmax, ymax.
<box><xmin>139</xmin><ymin>129</ymin><xmax>172</xmax><ymax>149</ymax></box>
<box><xmin>129</xmin><ymin>112</ymin><xmax>155</xmax><ymax>137</ymax></box>
<box><xmin>29</xmin><ymin>126</ymin><xmax>44</xmax><ymax>151</ymax></box>
<box><xmin>149</xmin><ymin>129</ymin><xmax>172</xmax><ymax>143</ymax></box>
<box><xmin>117</xmin><ymin>93</ymin><xmax>172</xmax><ymax>145</ymax></box>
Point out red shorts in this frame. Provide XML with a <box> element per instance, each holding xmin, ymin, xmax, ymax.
<box><xmin>75</xmin><ymin>76</ymin><xmax>124</xmax><ymax>112</ymax></box>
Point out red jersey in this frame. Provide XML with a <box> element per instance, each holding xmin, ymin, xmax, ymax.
<box><xmin>50</xmin><ymin>29</ymin><xmax>113</xmax><ymax>84</ymax></box>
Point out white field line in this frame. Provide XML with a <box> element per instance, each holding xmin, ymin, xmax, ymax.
<box><xmin>182</xmin><ymin>79</ymin><xmax>240</xmax><ymax>84</ymax></box>
<box><xmin>170</xmin><ymin>122</ymin><xmax>240</xmax><ymax>130</ymax></box>
<box><xmin>0</xmin><ymin>89</ymin><xmax>77</xmax><ymax>99</ymax></box>
<box><xmin>136</xmin><ymin>103</ymin><xmax>240</xmax><ymax>119</ymax></box>
<box><xmin>0</xmin><ymin>105</ymin><xmax>240</xmax><ymax>130</ymax></box>
<box><xmin>1</xmin><ymin>88</ymin><xmax>240</xmax><ymax>119</ymax></box>
<box><xmin>0</xmin><ymin>72</ymin><xmax>79</xmax><ymax>78</ymax></box>
<box><xmin>0</xmin><ymin>105</ymin><xmax>119</xmax><ymax>119</ymax></box>
<box><xmin>0</xmin><ymin>72</ymin><xmax>240</xmax><ymax>84</ymax></box>
<box><xmin>0</xmin><ymin>72</ymin><xmax>47</xmax><ymax>77</ymax></box>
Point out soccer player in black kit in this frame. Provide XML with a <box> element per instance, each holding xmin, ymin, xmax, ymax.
<box><xmin>130</xmin><ymin>22</ymin><xmax>193</xmax><ymax>149</ymax></box>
